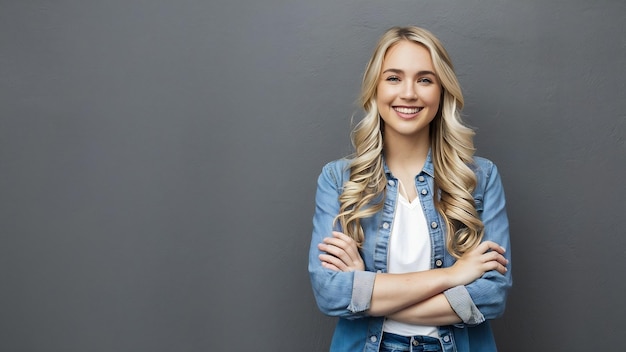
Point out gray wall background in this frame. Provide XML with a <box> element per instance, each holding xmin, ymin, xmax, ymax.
<box><xmin>1</xmin><ymin>1</ymin><xmax>624</xmax><ymax>351</ymax></box>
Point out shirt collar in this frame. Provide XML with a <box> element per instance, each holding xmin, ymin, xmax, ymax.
<box><xmin>383</xmin><ymin>148</ymin><xmax>435</xmax><ymax>178</ymax></box>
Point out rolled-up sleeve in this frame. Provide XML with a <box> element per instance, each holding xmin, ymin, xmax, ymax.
<box><xmin>444</xmin><ymin>285</ymin><xmax>485</xmax><ymax>325</ymax></box>
<box><xmin>444</xmin><ymin>160</ymin><xmax>513</xmax><ymax>325</ymax></box>
<box><xmin>309</xmin><ymin>162</ymin><xmax>376</xmax><ymax>319</ymax></box>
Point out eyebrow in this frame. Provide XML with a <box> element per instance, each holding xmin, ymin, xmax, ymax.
<box><xmin>382</xmin><ymin>68</ymin><xmax>436</xmax><ymax>76</ymax></box>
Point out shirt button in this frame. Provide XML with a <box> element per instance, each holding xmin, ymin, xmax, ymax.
<box><xmin>412</xmin><ymin>339</ymin><xmax>420</xmax><ymax>346</ymax></box>
<box><xmin>435</xmin><ymin>259</ymin><xmax>443</xmax><ymax>267</ymax></box>
<box><xmin>382</xmin><ymin>222</ymin><xmax>390</xmax><ymax>229</ymax></box>
<box><xmin>442</xmin><ymin>335</ymin><xmax>451</xmax><ymax>343</ymax></box>
<box><xmin>431</xmin><ymin>222</ymin><xmax>438</xmax><ymax>229</ymax></box>
<box><xmin>388</xmin><ymin>180</ymin><xmax>395</xmax><ymax>187</ymax></box>
<box><xmin>421</xmin><ymin>189</ymin><xmax>428</xmax><ymax>195</ymax></box>
<box><xmin>370</xmin><ymin>335</ymin><xmax>377</xmax><ymax>343</ymax></box>
<box><xmin>418</xmin><ymin>175</ymin><xmax>425</xmax><ymax>182</ymax></box>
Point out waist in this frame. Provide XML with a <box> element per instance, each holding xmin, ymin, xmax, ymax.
<box><xmin>383</xmin><ymin>318</ymin><xmax>438</xmax><ymax>338</ymax></box>
<box><xmin>380</xmin><ymin>332</ymin><xmax>443</xmax><ymax>352</ymax></box>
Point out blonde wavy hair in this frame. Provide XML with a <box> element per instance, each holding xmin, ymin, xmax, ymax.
<box><xmin>334</xmin><ymin>26</ymin><xmax>484</xmax><ymax>258</ymax></box>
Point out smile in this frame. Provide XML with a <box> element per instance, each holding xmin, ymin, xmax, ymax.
<box><xmin>393</xmin><ymin>106</ymin><xmax>423</xmax><ymax>114</ymax></box>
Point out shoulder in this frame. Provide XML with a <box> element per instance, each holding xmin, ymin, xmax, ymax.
<box><xmin>318</xmin><ymin>158</ymin><xmax>352</xmax><ymax>189</ymax></box>
<box><xmin>471</xmin><ymin>155</ymin><xmax>503</xmax><ymax>190</ymax></box>
<box><xmin>471</xmin><ymin>155</ymin><xmax>505</xmax><ymax>199</ymax></box>
<box><xmin>471</xmin><ymin>155</ymin><xmax>498</xmax><ymax>180</ymax></box>
<box><xmin>323</xmin><ymin>158</ymin><xmax>351</xmax><ymax>171</ymax></box>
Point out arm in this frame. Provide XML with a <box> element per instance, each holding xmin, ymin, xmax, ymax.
<box><xmin>387</xmin><ymin>294</ymin><xmax>462</xmax><ymax>326</ymax></box>
<box><xmin>367</xmin><ymin>241</ymin><xmax>507</xmax><ymax>316</ymax></box>
<box><xmin>318</xmin><ymin>231</ymin><xmax>508</xmax><ymax>318</ymax></box>
<box><xmin>442</xmin><ymin>160</ymin><xmax>513</xmax><ymax>324</ymax></box>
<box><xmin>309</xmin><ymin>162</ymin><xmax>376</xmax><ymax>318</ymax></box>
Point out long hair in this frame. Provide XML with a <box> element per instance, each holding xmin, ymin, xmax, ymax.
<box><xmin>334</xmin><ymin>26</ymin><xmax>484</xmax><ymax>258</ymax></box>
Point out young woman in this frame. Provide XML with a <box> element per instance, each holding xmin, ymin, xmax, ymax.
<box><xmin>309</xmin><ymin>26</ymin><xmax>512</xmax><ymax>352</ymax></box>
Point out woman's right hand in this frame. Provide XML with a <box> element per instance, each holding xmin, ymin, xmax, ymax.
<box><xmin>318</xmin><ymin>231</ymin><xmax>365</xmax><ymax>272</ymax></box>
<box><xmin>445</xmin><ymin>241</ymin><xmax>508</xmax><ymax>287</ymax></box>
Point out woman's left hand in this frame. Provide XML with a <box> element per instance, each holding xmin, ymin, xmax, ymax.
<box><xmin>318</xmin><ymin>231</ymin><xmax>365</xmax><ymax>272</ymax></box>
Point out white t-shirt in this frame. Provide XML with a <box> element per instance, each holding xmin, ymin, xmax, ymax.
<box><xmin>382</xmin><ymin>181</ymin><xmax>439</xmax><ymax>338</ymax></box>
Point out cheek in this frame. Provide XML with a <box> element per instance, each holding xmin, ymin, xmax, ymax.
<box><xmin>376</xmin><ymin>85</ymin><xmax>393</xmax><ymax>104</ymax></box>
<box><xmin>375</xmin><ymin>88</ymin><xmax>385</xmax><ymax>107</ymax></box>
<box><xmin>426</xmin><ymin>89</ymin><xmax>442</xmax><ymax>106</ymax></box>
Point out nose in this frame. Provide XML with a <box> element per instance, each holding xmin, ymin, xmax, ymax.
<box><xmin>400</xmin><ymin>82</ymin><xmax>418</xmax><ymax>100</ymax></box>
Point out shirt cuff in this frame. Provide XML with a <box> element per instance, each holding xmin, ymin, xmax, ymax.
<box><xmin>346</xmin><ymin>270</ymin><xmax>376</xmax><ymax>314</ymax></box>
<box><xmin>444</xmin><ymin>285</ymin><xmax>485</xmax><ymax>326</ymax></box>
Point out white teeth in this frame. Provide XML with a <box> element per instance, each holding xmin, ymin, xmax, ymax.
<box><xmin>394</xmin><ymin>107</ymin><xmax>421</xmax><ymax>114</ymax></box>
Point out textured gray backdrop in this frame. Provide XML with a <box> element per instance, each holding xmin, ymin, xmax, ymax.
<box><xmin>1</xmin><ymin>1</ymin><xmax>625</xmax><ymax>351</ymax></box>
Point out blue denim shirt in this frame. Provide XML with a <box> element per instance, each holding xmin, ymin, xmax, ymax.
<box><xmin>309</xmin><ymin>152</ymin><xmax>512</xmax><ymax>351</ymax></box>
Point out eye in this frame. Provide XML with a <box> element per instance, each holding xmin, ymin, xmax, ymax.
<box><xmin>418</xmin><ymin>77</ymin><xmax>434</xmax><ymax>84</ymax></box>
<box><xmin>385</xmin><ymin>75</ymin><xmax>400</xmax><ymax>82</ymax></box>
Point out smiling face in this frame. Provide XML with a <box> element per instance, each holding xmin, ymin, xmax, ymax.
<box><xmin>376</xmin><ymin>40</ymin><xmax>442</xmax><ymax>142</ymax></box>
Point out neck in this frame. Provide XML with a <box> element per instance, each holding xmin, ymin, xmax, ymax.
<box><xmin>383</xmin><ymin>130</ymin><xmax>431</xmax><ymax>175</ymax></box>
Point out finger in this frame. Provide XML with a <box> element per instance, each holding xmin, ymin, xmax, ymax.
<box><xmin>332</xmin><ymin>231</ymin><xmax>355</xmax><ymax>243</ymax></box>
<box><xmin>490</xmin><ymin>251</ymin><xmax>509</xmax><ymax>266</ymax></box>
<box><xmin>479</xmin><ymin>241</ymin><xmax>501</xmax><ymax>252</ymax></box>
<box><xmin>321</xmin><ymin>260</ymin><xmax>341</xmax><ymax>272</ymax></box>
<box><xmin>481</xmin><ymin>254</ymin><xmax>508</xmax><ymax>275</ymax></box>
<box><xmin>325</xmin><ymin>233</ymin><xmax>357</xmax><ymax>250</ymax></box>
<box><xmin>319</xmin><ymin>254</ymin><xmax>348</xmax><ymax>272</ymax></box>
<box><xmin>497</xmin><ymin>263</ymin><xmax>508</xmax><ymax>275</ymax></box>
<box><xmin>475</xmin><ymin>240</ymin><xmax>505</xmax><ymax>255</ymax></box>
<box><xmin>323</xmin><ymin>236</ymin><xmax>349</xmax><ymax>248</ymax></box>
<box><xmin>318</xmin><ymin>242</ymin><xmax>351</xmax><ymax>264</ymax></box>
<box><xmin>323</xmin><ymin>238</ymin><xmax>359</xmax><ymax>259</ymax></box>
<box><xmin>330</xmin><ymin>232</ymin><xmax>360</xmax><ymax>253</ymax></box>
<box><xmin>319</xmin><ymin>241</ymin><xmax>347</xmax><ymax>257</ymax></box>
<box><xmin>489</xmin><ymin>261</ymin><xmax>508</xmax><ymax>275</ymax></box>
<box><xmin>323</xmin><ymin>237</ymin><xmax>361</xmax><ymax>262</ymax></box>
<box><xmin>482</xmin><ymin>251</ymin><xmax>509</xmax><ymax>267</ymax></box>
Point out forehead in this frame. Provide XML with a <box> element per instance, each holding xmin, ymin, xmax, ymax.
<box><xmin>382</xmin><ymin>40</ymin><xmax>434</xmax><ymax>71</ymax></box>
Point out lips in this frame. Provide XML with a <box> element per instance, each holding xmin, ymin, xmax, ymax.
<box><xmin>393</xmin><ymin>106</ymin><xmax>423</xmax><ymax>114</ymax></box>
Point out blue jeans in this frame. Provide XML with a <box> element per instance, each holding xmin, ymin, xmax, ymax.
<box><xmin>379</xmin><ymin>332</ymin><xmax>443</xmax><ymax>352</ymax></box>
